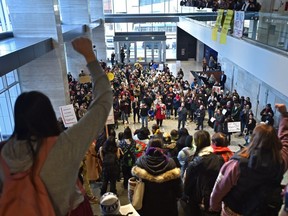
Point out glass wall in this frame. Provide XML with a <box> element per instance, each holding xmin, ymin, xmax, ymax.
<box><xmin>0</xmin><ymin>70</ymin><xmax>20</xmax><ymax>141</ymax></box>
<box><xmin>0</xmin><ymin>0</ymin><xmax>12</xmax><ymax>32</ymax></box>
<box><xmin>103</xmin><ymin>0</ymin><xmax>215</xmax><ymax>61</ymax></box>
<box><xmin>105</xmin><ymin>22</ymin><xmax>177</xmax><ymax>60</ymax></box>
<box><xmin>103</xmin><ymin>0</ymin><xmax>189</xmax><ymax>14</ymax></box>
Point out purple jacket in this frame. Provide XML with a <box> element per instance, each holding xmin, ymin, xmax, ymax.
<box><xmin>210</xmin><ymin>114</ymin><xmax>288</xmax><ymax>212</ymax></box>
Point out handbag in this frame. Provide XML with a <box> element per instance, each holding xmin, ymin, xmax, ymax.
<box><xmin>128</xmin><ymin>177</ymin><xmax>145</xmax><ymax>210</ymax></box>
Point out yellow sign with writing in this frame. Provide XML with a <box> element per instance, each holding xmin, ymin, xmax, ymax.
<box><xmin>212</xmin><ymin>9</ymin><xmax>224</xmax><ymax>41</ymax></box>
<box><xmin>220</xmin><ymin>10</ymin><xmax>234</xmax><ymax>44</ymax></box>
<box><xmin>79</xmin><ymin>75</ymin><xmax>91</xmax><ymax>84</ymax></box>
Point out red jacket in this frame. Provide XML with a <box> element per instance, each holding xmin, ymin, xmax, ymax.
<box><xmin>155</xmin><ymin>103</ymin><xmax>166</xmax><ymax>120</ymax></box>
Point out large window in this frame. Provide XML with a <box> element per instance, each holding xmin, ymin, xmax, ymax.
<box><xmin>0</xmin><ymin>70</ymin><xmax>20</xmax><ymax>141</ymax></box>
<box><xmin>103</xmin><ymin>0</ymin><xmax>183</xmax><ymax>14</ymax></box>
<box><xmin>105</xmin><ymin>22</ymin><xmax>177</xmax><ymax>60</ymax></box>
<box><xmin>0</xmin><ymin>0</ymin><xmax>12</xmax><ymax>33</ymax></box>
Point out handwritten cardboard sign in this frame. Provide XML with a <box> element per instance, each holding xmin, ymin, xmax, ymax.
<box><xmin>228</xmin><ymin>121</ymin><xmax>241</xmax><ymax>133</ymax></box>
<box><xmin>59</xmin><ymin>104</ymin><xmax>78</xmax><ymax>127</ymax></box>
<box><xmin>106</xmin><ymin>107</ymin><xmax>115</xmax><ymax>125</ymax></box>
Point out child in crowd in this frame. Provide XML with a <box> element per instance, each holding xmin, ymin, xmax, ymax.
<box><xmin>148</xmin><ymin>107</ymin><xmax>155</xmax><ymax>121</ymax></box>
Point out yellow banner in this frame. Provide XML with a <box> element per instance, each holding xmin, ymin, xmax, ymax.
<box><xmin>212</xmin><ymin>9</ymin><xmax>224</xmax><ymax>41</ymax></box>
<box><xmin>215</xmin><ymin>9</ymin><xmax>224</xmax><ymax>28</ymax></box>
<box><xmin>212</xmin><ymin>28</ymin><xmax>218</xmax><ymax>41</ymax></box>
<box><xmin>220</xmin><ymin>10</ymin><xmax>234</xmax><ymax>44</ymax></box>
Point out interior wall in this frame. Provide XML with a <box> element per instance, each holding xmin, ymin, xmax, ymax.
<box><xmin>219</xmin><ymin>56</ymin><xmax>288</xmax><ymax>126</ymax></box>
<box><xmin>177</xmin><ymin>27</ymin><xmax>197</xmax><ymax>60</ymax></box>
<box><xmin>178</xmin><ymin>17</ymin><xmax>288</xmax><ymax>97</ymax></box>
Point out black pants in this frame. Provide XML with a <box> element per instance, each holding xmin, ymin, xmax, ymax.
<box><xmin>178</xmin><ymin>119</ymin><xmax>186</xmax><ymax>129</ymax></box>
<box><xmin>133</xmin><ymin>110</ymin><xmax>140</xmax><ymax>123</ymax></box>
<box><xmin>101</xmin><ymin>171</ymin><xmax>117</xmax><ymax>195</ymax></box>
<box><xmin>174</xmin><ymin>108</ymin><xmax>178</xmax><ymax>117</ymax></box>
<box><xmin>156</xmin><ymin>119</ymin><xmax>163</xmax><ymax>127</ymax></box>
<box><xmin>122</xmin><ymin>165</ymin><xmax>132</xmax><ymax>189</ymax></box>
<box><xmin>101</xmin><ymin>178</ymin><xmax>117</xmax><ymax>196</ymax></box>
<box><xmin>197</xmin><ymin>119</ymin><xmax>204</xmax><ymax>130</ymax></box>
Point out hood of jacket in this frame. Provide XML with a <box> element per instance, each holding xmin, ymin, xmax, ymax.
<box><xmin>197</xmin><ymin>146</ymin><xmax>213</xmax><ymax>157</ymax></box>
<box><xmin>131</xmin><ymin>166</ymin><xmax>181</xmax><ymax>183</ymax></box>
<box><xmin>135</xmin><ymin>147</ymin><xmax>177</xmax><ymax>175</ymax></box>
<box><xmin>1</xmin><ymin>137</ymin><xmax>36</xmax><ymax>174</ymax></box>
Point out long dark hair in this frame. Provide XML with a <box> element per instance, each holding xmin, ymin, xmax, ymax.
<box><xmin>239</xmin><ymin>124</ymin><xmax>282</xmax><ymax>164</ymax></box>
<box><xmin>123</xmin><ymin>126</ymin><xmax>132</xmax><ymax>140</ymax></box>
<box><xmin>194</xmin><ymin>130</ymin><xmax>211</xmax><ymax>156</ymax></box>
<box><xmin>12</xmin><ymin>91</ymin><xmax>60</xmax><ymax>160</ymax></box>
<box><xmin>103</xmin><ymin>136</ymin><xmax>117</xmax><ymax>154</ymax></box>
<box><xmin>13</xmin><ymin>91</ymin><xmax>60</xmax><ymax>140</ymax></box>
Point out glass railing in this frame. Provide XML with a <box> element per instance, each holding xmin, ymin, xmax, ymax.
<box><xmin>245</xmin><ymin>12</ymin><xmax>288</xmax><ymax>52</ymax></box>
<box><xmin>185</xmin><ymin>11</ymin><xmax>288</xmax><ymax>53</ymax></box>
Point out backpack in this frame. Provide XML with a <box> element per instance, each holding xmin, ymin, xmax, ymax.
<box><xmin>102</xmin><ymin>150</ymin><xmax>119</xmax><ymax>168</ymax></box>
<box><xmin>122</xmin><ymin>144</ymin><xmax>136</xmax><ymax>167</ymax></box>
<box><xmin>225</xmin><ymin>154</ymin><xmax>283</xmax><ymax>215</ymax></box>
<box><xmin>0</xmin><ymin>137</ymin><xmax>57</xmax><ymax>216</ymax></box>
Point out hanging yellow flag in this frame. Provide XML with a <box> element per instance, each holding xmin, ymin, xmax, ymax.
<box><xmin>212</xmin><ymin>28</ymin><xmax>218</xmax><ymax>41</ymax></box>
<box><xmin>220</xmin><ymin>10</ymin><xmax>234</xmax><ymax>44</ymax></box>
<box><xmin>212</xmin><ymin>9</ymin><xmax>224</xmax><ymax>41</ymax></box>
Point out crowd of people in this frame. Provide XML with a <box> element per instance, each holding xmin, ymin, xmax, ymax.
<box><xmin>64</xmin><ymin>48</ymin><xmax>288</xmax><ymax>216</ymax></box>
<box><xmin>180</xmin><ymin>0</ymin><xmax>261</xmax><ymax>12</ymax></box>
<box><xmin>1</xmin><ymin>37</ymin><xmax>287</xmax><ymax>216</ymax></box>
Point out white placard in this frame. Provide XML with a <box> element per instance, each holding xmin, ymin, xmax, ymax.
<box><xmin>120</xmin><ymin>204</ymin><xmax>140</xmax><ymax>216</ymax></box>
<box><xmin>212</xmin><ymin>86</ymin><xmax>221</xmax><ymax>94</ymax></box>
<box><xmin>233</xmin><ymin>11</ymin><xmax>245</xmax><ymax>38</ymax></box>
<box><xmin>228</xmin><ymin>121</ymin><xmax>241</xmax><ymax>133</ymax></box>
<box><xmin>59</xmin><ymin>104</ymin><xmax>78</xmax><ymax>128</ymax></box>
<box><xmin>106</xmin><ymin>107</ymin><xmax>115</xmax><ymax>125</ymax></box>
<box><xmin>210</xmin><ymin>117</ymin><xmax>216</xmax><ymax>123</ymax></box>
<box><xmin>222</xmin><ymin>109</ymin><xmax>227</xmax><ymax>115</ymax></box>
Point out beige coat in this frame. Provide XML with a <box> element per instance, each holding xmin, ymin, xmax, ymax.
<box><xmin>85</xmin><ymin>141</ymin><xmax>101</xmax><ymax>181</ymax></box>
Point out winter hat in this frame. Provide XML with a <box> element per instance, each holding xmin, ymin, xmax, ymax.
<box><xmin>100</xmin><ymin>192</ymin><xmax>120</xmax><ymax>215</ymax></box>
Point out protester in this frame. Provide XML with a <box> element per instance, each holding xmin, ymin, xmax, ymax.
<box><xmin>131</xmin><ymin>138</ymin><xmax>182</xmax><ymax>216</ymax></box>
<box><xmin>0</xmin><ymin>37</ymin><xmax>112</xmax><ymax>215</ymax></box>
<box><xmin>183</xmin><ymin>130</ymin><xmax>224</xmax><ymax>216</ymax></box>
<box><xmin>99</xmin><ymin>136</ymin><xmax>122</xmax><ymax>196</ymax></box>
<box><xmin>210</xmin><ymin>104</ymin><xmax>288</xmax><ymax>216</ymax></box>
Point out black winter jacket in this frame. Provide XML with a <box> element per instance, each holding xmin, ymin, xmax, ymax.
<box><xmin>131</xmin><ymin>147</ymin><xmax>182</xmax><ymax>216</ymax></box>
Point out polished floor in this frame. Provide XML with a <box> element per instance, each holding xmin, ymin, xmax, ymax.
<box><xmin>89</xmin><ymin>59</ymin><xmax>247</xmax><ymax>215</ymax></box>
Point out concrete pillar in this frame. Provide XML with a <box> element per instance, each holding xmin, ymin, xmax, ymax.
<box><xmin>91</xmin><ymin>21</ymin><xmax>107</xmax><ymax>62</ymax></box>
<box><xmin>6</xmin><ymin>0</ymin><xmax>60</xmax><ymax>39</ymax></box>
<box><xmin>60</xmin><ymin>0</ymin><xmax>106</xmax><ymax>69</ymax></box>
<box><xmin>18</xmin><ymin>51</ymin><xmax>67</xmax><ymax>117</ymax></box>
<box><xmin>90</xmin><ymin>0</ymin><xmax>105</xmax><ymax>21</ymax></box>
<box><xmin>90</xmin><ymin>0</ymin><xmax>106</xmax><ymax>62</ymax></box>
<box><xmin>6</xmin><ymin>0</ymin><xmax>69</xmax><ymax>116</ymax></box>
<box><xmin>59</xmin><ymin>0</ymin><xmax>90</xmax><ymax>24</ymax></box>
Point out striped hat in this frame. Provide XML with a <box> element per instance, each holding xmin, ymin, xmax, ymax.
<box><xmin>100</xmin><ymin>192</ymin><xmax>120</xmax><ymax>215</ymax></box>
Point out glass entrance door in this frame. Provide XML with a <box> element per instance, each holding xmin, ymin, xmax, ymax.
<box><xmin>115</xmin><ymin>40</ymin><xmax>166</xmax><ymax>64</ymax></box>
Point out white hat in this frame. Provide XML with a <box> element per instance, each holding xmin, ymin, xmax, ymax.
<box><xmin>100</xmin><ymin>192</ymin><xmax>120</xmax><ymax>215</ymax></box>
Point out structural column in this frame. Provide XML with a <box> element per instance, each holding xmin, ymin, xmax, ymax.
<box><xmin>6</xmin><ymin>0</ymin><xmax>69</xmax><ymax>117</ymax></box>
